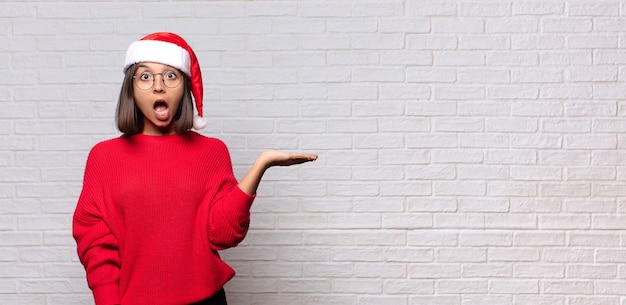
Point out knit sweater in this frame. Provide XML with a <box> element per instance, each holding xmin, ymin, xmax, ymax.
<box><xmin>72</xmin><ymin>131</ymin><xmax>255</xmax><ymax>305</ymax></box>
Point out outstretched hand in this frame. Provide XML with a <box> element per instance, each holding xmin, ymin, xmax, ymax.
<box><xmin>259</xmin><ymin>150</ymin><xmax>318</xmax><ymax>168</ymax></box>
<box><xmin>238</xmin><ymin>150</ymin><xmax>318</xmax><ymax>195</ymax></box>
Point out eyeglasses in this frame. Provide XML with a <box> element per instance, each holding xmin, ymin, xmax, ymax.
<box><xmin>133</xmin><ymin>70</ymin><xmax>182</xmax><ymax>90</ymax></box>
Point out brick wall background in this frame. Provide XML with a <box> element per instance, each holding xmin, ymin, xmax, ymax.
<box><xmin>2</xmin><ymin>1</ymin><xmax>626</xmax><ymax>304</ymax></box>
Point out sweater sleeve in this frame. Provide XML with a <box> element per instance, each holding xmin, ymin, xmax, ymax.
<box><xmin>72</xmin><ymin>147</ymin><xmax>121</xmax><ymax>305</ymax></box>
<box><xmin>206</xmin><ymin>141</ymin><xmax>256</xmax><ymax>250</ymax></box>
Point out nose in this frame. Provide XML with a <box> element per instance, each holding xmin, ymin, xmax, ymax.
<box><xmin>153</xmin><ymin>74</ymin><xmax>164</xmax><ymax>92</ymax></box>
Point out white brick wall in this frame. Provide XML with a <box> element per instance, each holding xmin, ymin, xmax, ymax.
<box><xmin>2</xmin><ymin>0</ymin><xmax>626</xmax><ymax>304</ymax></box>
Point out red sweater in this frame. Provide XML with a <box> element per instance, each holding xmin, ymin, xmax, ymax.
<box><xmin>72</xmin><ymin>132</ymin><xmax>255</xmax><ymax>305</ymax></box>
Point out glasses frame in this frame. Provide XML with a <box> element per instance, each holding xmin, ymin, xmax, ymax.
<box><xmin>133</xmin><ymin>70</ymin><xmax>182</xmax><ymax>91</ymax></box>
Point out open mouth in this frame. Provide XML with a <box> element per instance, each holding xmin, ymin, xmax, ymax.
<box><xmin>153</xmin><ymin>100</ymin><xmax>170</xmax><ymax>121</ymax></box>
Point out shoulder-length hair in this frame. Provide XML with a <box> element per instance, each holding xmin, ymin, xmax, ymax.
<box><xmin>115</xmin><ymin>63</ymin><xmax>195</xmax><ymax>135</ymax></box>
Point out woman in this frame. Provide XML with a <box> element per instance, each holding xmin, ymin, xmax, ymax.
<box><xmin>72</xmin><ymin>32</ymin><xmax>317</xmax><ymax>305</ymax></box>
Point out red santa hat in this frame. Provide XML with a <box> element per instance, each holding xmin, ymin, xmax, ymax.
<box><xmin>124</xmin><ymin>32</ymin><xmax>207</xmax><ymax>130</ymax></box>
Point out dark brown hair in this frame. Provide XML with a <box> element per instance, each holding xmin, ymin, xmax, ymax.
<box><xmin>116</xmin><ymin>63</ymin><xmax>195</xmax><ymax>135</ymax></box>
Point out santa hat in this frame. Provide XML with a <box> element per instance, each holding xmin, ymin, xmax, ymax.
<box><xmin>124</xmin><ymin>32</ymin><xmax>207</xmax><ymax>130</ymax></box>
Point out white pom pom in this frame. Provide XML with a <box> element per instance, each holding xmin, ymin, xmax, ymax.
<box><xmin>193</xmin><ymin>116</ymin><xmax>208</xmax><ymax>130</ymax></box>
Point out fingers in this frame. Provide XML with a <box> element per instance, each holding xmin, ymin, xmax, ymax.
<box><xmin>293</xmin><ymin>153</ymin><xmax>318</xmax><ymax>161</ymax></box>
<box><xmin>273</xmin><ymin>153</ymin><xmax>318</xmax><ymax>167</ymax></box>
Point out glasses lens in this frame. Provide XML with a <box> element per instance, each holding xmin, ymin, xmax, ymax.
<box><xmin>135</xmin><ymin>72</ymin><xmax>153</xmax><ymax>90</ymax></box>
<box><xmin>163</xmin><ymin>71</ymin><xmax>181</xmax><ymax>88</ymax></box>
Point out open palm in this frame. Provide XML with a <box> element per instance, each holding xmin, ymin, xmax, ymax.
<box><xmin>260</xmin><ymin>150</ymin><xmax>318</xmax><ymax>167</ymax></box>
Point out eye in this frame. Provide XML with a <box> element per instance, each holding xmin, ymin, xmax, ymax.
<box><xmin>164</xmin><ymin>71</ymin><xmax>178</xmax><ymax>80</ymax></box>
<box><xmin>138</xmin><ymin>72</ymin><xmax>152</xmax><ymax>81</ymax></box>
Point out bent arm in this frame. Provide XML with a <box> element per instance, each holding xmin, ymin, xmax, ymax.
<box><xmin>208</xmin><ymin>149</ymin><xmax>317</xmax><ymax>249</ymax></box>
<box><xmin>237</xmin><ymin>150</ymin><xmax>318</xmax><ymax>195</ymax></box>
<box><xmin>73</xmin><ymin>150</ymin><xmax>121</xmax><ymax>305</ymax></box>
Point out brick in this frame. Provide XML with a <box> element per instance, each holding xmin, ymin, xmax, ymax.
<box><xmin>543</xmin><ymin>248</ymin><xmax>594</xmax><ymax>263</ymax></box>
<box><xmin>460</xmin><ymin>3</ymin><xmax>511</xmax><ymax>17</ymax></box>
<box><xmin>406</xmin><ymin>165</ymin><xmax>456</xmax><ymax>180</ymax></box>
<box><xmin>542</xmin><ymin>280</ymin><xmax>594</xmax><ymax>294</ymax></box>
<box><xmin>485</xmin><ymin>150</ymin><xmax>537</xmax><ymax>165</ymax></box>
<box><xmin>488</xmin><ymin>248</ymin><xmax>540</xmax><ymax>262</ymax></box>
<box><xmin>542</xmin><ymin>52</ymin><xmax>592</xmax><ymax>66</ymax></box>
<box><xmin>514</xmin><ymin>296</ymin><xmax>565</xmax><ymax>305</ymax></box>
<box><xmin>0</xmin><ymin>3</ymin><xmax>36</xmax><ymax>18</ymax></box>
<box><xmin>303</xmin><ymin>263</ymin><xmax>353</xmax><ymax>277</ymax></box>
<box><xmin>300</xmin><ymin>34</ymin><xmax>351</xmax><ymax>50</ymax></box>
<box><xmin>298</xmin><ymin>1</ymin><xmax>351</xmax><ymax>17</ymax></box>
<box><xmin>274</xmin><ymin>18</ymin><xmax>326</xmax><ymax>34</ymax></box>
<box><xmin>332</xmin><ymin>279</ymin><xmax>382</xmax><ymax>294</ymax></box>
<box><xmin>246</xmin><ymin>2</ymin><xmax>297</xmax><ymax>17</ymax></box>
<box><xmin>379</xmin><ymin>19</ymin><xmax>429</xmax><ymax>33</ymax></box>
<box><xmin>407</xmin><ymin>36</ymin><xmax>458</xmax><ymax>50</ymax></box>
<box><xmin>463</xmin><ymin>295</ymin><xmax>512</xmax><ymax>305</ymax></box>
<box><xmin>407</xmin><ymin>198</ymin><xmax>457</xmax><ymax>213</ymax></box>
<box><xmin>514</xmin><ymin>263</ymin><xmax>564</xmax><ymax>278</ymax></box>
<box><xmin>278</xmin><ymin>247</ymin><xmax>331</xmax><ymax>262</ymax></box>
<box><xmin>194</xmin><ymin>3</ymin><xmax>245</xmax><ymax>18</ymax></box>
<box><xmin>434</xmin><ymin>118</ymin><xmax>484</xmax><ymax>132</ymax></box>
<box><xmin>407</xmin><ymin>68</ymin><xmax>457</xmax><ymax>83</ymax></box>
<box><xmin>409</xmin><ymin>263</ymin><xmax>461</xmax><ymax>279</ymax></box>
<box><xmin>458</xmin><ymin>68</ymin><xmax>511</xmax><ymax>83</ymax></box>
<box><xmin>485</xmin><ymin>214</ymin><xmax>537</xmax><ymax>229</ymax></box>
<box><xmin>569</xmin><ymin>296</ymin><xmax>619</xmax><ymax>305</ymax></box>
<box><xmin>327</xmin><ymin>51</ymin><xmax>379</xmax><ymax>65</ymax></box>
<box><xmin>487</xmin><ymin>85</ymin><xmax>539</xmax><ymax>99</ymax></box>
<box><xmin>432</xmin><ymin>18</ymin><xmax>485</xmax><ymax>33</ymax></box>
<box><xmin>510</xmin><ymin>166</ymin><xmax>561</xmax><ymax>181</ymax></box>
<box><xmin>569</xmin><ymin>35</ymin><xmax>618</xmax><ymax>49</ymax></box>
<box><xmin>514</xmin><ymin>232</ymin><xmax>566</xmax><ymax>246</ymax></box>
<box><xmin>490</xmin><ymin>279</ymin><xmax>538</xmax><ymax>293</ymax></box>
<box><xmin>353</xmin><ymin>67</ymin><xmax>405</xmax><ymax>82</ymax></box>
<box><xmin>434</xmin><ymin>85</ymin><xmax>485</xmax><ymax>100</ymax></box>
<box><xmin>458</xmin><ymin>230</ymin><xmax>512</xmax><ymax>246</ymax></box>
<box><xmin>333</xmin><ymin>248</ymin><xmax>382</xmax><ymax>262</ymax></box>
<box><xmin>459</xmin><ymin>198</ymin><xmax>509</xmax><ymax>212</ymax></box>
<box><xmin>513</xmin><ymin>2</ymin><xmax>564</xmax><ymax>15</ymax></box>
<box><xmin>596</xmin><ymin>249</ymin><xmax>626</xmax><ymax>263</ymax></box>
<box><xmin>328</xmin><ymin>213</ymin><xmax>381</xmax><ymax>229</ymax></box>
<box><xmin>437</xmin><ymin>279</ymin><xmax>487</xmax><ymax>293</ymax></box>
<box><xmin>435</xmin><ymin>51</ymin><xmax>486</xmax><ymax>66</ymax></box>
<box><xmin>568</xmin><ymin>264</ymin><xmax>617</xmax><ymax>279</ymax></box>
<box><xmin>566</xmin><ymin>200</ymin><xmax>616</xmax><ymax>214</ymax></box>
<box><xmin>353</xmin><ymin>0</ymin><xmax>404</xmax><ymax>17</ymax></box>
<box><xmin>569</xmin><ymin>2</ymin><xmax>620</xmax><ymax>16</ymax></box>
<box><xmin>299</xmin><ymin>67</ymin><xmax>351</xmax><ymax>83</ymax></box>
<box><xmin>542</xmin><ymin>18</ymin><xmax>592</xmax><ymax>33</ymax></box>
<box><xmin>512</xmin><ymin>35</ymin><xmax>565</xmax><ymax>49</ymax></box>
<box><xmin>407</xmin><ymin>230</ymin><xmax>457</xmax><ymax>246</ymax></box>
<box><xmin>512</xmin><ymin>68</ymin><xmax>563</xmax><ymax>83</ymax></box>
<box><xmin>510</xmin><ymin>134</ymin><xmax>563</xmax><ymax>149</ymax></box>
<box><xmin>384</xmin><ymin>279</ymin><xmax>433</xmax><ymax>294</ymax></box>
<box><xmin>487</xmin><ymin>51</ymin><xmax>538</xmax><ymax>66</ymax></box>
<box><xmin>354</xmin><ymin>198</ymin><xmax>403</xmax><ymax>213</ymax></box>
<box><xmin>437</xmin><ymin>247</ymin><xmax>487</xmax><ymax>262</ymax></box>
<box><xmin>382</xmin><ymin>213</ymin><xmax>432</xmax><ymax>229</ymax></box>
<box><xmin>352</xmin><ymin>34</ymin><xmax>405</xmax><ymax>50</ymax></box>
<box><xmin>486</xmin><ymin>18</ymin><xmax>539</xmax><ymax>33</ymax></box>
<box><xmin>435</xmin><ymin>214</ymin><xmax>485</xmax><ymax>229</ymax></box>
<box><xmin>275</xmin><ymin>85</ymin><xmax>327</xmax><ymax>100</ymax></box>
<box><xmin>0</xmin><ymin>295</ymin><xmax>45</xmax><ymax>305</ymax></box>
<box><xmin>410</xmin><ymin>296</ymin><xmax>460</xmax><ymax>305</ymax></box>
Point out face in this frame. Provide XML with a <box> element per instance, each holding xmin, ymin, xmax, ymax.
<box><xmin>133</xmin><ymin>62</ymin><xmax>184</xmax><ymax>135</ymax></box>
